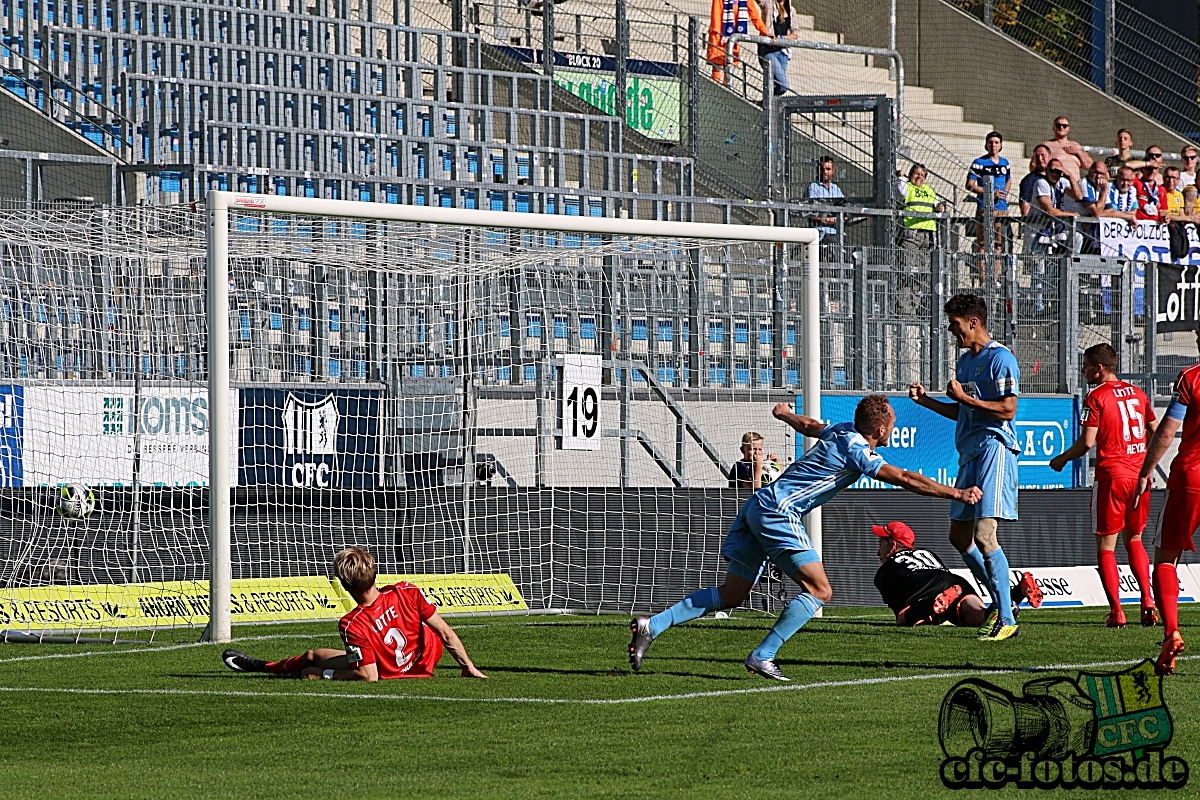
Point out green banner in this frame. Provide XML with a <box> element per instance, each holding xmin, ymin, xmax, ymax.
<box><xmin>550</xmin><ymin>70</ymin><xmax>681</xmax><ymax>142</ymax></box>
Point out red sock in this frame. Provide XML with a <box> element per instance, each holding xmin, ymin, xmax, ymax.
<box><xmin>265</xmin><ymin>654</ymin><xmax>307</xmax><ymax>675</ymax></box>
<box><xmin>1153</xmin><ymin>563</ymin><xmax>1180</xmax><ymax>636</ymax></box>
<box><xmin>1097</xmin><ymin>550</ymin><xmax>1122</xmax><ymax>614</ymax></box>
<box><xmin>1126</xmin><ymin>539</ymin><xmax>1154</xmax><ymax>608</ymax></box>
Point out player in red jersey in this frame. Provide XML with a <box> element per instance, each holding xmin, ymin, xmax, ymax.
<box><xmin>221</xmin><ymin>547</ymin><xmax>487</xmax><ymax>680</ymax></box>
<box><xmin>1138</xmin><ymin>326</ymin><xmax>1200</xmax><ymax>675</ymax></box>
<box><xmin>1050</xmin><ymin>343</ymin><xmax>1157</xmax><ymax>628</ymax></box>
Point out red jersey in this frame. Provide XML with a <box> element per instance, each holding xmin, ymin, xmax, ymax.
<box><xmin>1168</xmin><ymin>363</ymin><xmax>1200</xmax><ymax>489</ymax></box>
<box><xmin>1080</xmin><ymin>379</ymin><xmax>1155</xmax><ymax>481</ymax></box>
<box><xmin>338</xmin><ymin>582</ymin><xmax>443</xmax><ymax>679</ymax></box>
<box><xmin>1134</xmin><ymin>178</ymin><xmax>1166</xmax><ymax>221</ymax></box>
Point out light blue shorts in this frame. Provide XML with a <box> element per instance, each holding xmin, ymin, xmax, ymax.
<box><xmin>721</xmin><ymin>495</ymin><xmax>822</xmax><ymax>581</ymax></box>
<box><xmin>951</xmin><ymin>438</ymin><xmax>1019</xmax><ymax>521</ymax></box>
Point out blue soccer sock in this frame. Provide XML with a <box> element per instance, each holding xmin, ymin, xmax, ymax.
<box><xmin>960</xmin><ymin>544</ymin><xmax>992</xmax><ymax>605</ymax></box>
<box><xmin>648</xmin><ymin>586</ymin><xmax>723</xmax><ymax>639</ymax></box>
<box><xmin>751</xmin><ymin>592</ymin><xmax>823</xmax><ymax>661</ymax></box>
<box><xmin>984</xmin><ymin>547</ymin><xmax>1016</xmax><ymax>625</ymax></box>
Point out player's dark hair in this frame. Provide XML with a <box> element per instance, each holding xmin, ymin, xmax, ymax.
<box><xmin>985</xmin><ymin>131</ymin><xmax>1002</xmax><ymax>143</ymax></box>
<box><xmin>818</xmin><ymin>155</ymin><xmax>835</xmax><ymax>167</ymax></box>
<box><xmin>943</xmin><ymin>293</ymin><xmax>988</xmax><ymax>326</ymax></box>
<box><xmin>334</xmin><ymin>547</ymin><xmax>377</xmax><ymax>593</ymax></box>
<box><xmin>854</xmin><ymin>395</ymin><xmax>892</xmax><ymax>436</ymax></box>
<box><xmin>1083</xmin><ymin>343</ymin><xmax>1119</xmax><ymax>372</ymax></box>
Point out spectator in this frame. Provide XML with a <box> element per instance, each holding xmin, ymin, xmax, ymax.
<box><xmin>1031</xmin><ymin>158</ymin><xmax>1080</xmax><ymax>253</ymax></box>
<box><xmin>1181</xmin><ymin>145</ymin><xmax>1198</xmax><ymax>190</ymax></box>
<box><xmin>897</xmin><ymin>163</ymin><xmax>944</xmax><ymax>252</ymax></box>
<box><xmin>1134</xmin><ymin>147</ymin><xmax>1166</xmax><ymax>222</ymax></box>
<box><xmin>749</xmin><ymin>0</ymin><xmax>800</xmax><ymax>97</ymax></box>
<box><xmin>806</xmin><ymin>155</ymin><xmax>844</xmax><ymax>239</ymax></box>
<box><xmin>1104</xmin><ymin>129</ymin><xmax>1151</xmax><ymax>176</ymax></box>
<box><xmin>1076</xmin><ymin>161</ymin><xmax>1111</xmax><ymax>253</ymax></box>
<box><xmin>728</xmin><ymin>431</ymin><xmax>782</xmax><ymax>489</ymax></box>
<box><xmin>896</xmin><ymin>164</ymin><xmax>943</xmax><ymax>312</ymax></box>
<box><xmin>1163</xmin><ymin>167</ymin><xmax>1195</xmax><ymax>224</ymax></box>
<box><xmin>1041</xmin><ymin>116</ymin><xmax>1093</xmax><ymax>184</ymax></box>
<box><xmin>1106</xmin><ymin>167</ymin><xmax>1141</xmax><ymax>220</ymax></box>
<box><xmin>966</xmin><ymin>131</ymin><xmax>1010</xmax><ymax>266</ymax></box>
<box><xmin>1018</xmin><ymin>144</ymin><xmax>1051</xmax><ymax>217</ymax></box>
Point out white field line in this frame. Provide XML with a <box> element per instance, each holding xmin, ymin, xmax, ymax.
<box><xmin>0</xmin><ymin>655</ymin><xmax>1192</xmax><ymax>706</ymax></box>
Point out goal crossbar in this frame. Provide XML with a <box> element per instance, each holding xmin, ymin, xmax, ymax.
<box><xmin>203</xmin><ymin>190</ymin><xmax>821</xmax><ymax>643</ymax></box>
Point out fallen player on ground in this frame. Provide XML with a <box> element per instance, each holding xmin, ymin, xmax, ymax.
<box><xmin>221</xmin><ymin>547</ymin><xmax>487</xmax><ymax>680</ymax></box>
<box><xmin>872</xmin><ymin>520</ymin><xmax>1041</xmax><ymax>627</ymax></box>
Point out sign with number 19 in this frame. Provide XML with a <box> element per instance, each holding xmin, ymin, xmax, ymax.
<box><xmin>558</xmin><ymin>355</ymin><xmax>602</xmax><ymax>451</ymax></box>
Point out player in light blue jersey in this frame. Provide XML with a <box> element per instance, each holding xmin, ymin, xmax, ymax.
<box><xmin>910</xmin><ymin>293</ymin><xmax>1022</xmax><ymax>641</ymax></box>
<box><xmin>628</xmin><ymin>395</ymin><xmax>982</xmax><ymax>681</ymax></box>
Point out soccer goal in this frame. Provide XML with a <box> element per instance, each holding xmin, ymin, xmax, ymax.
<box><xmin>0</xmin><ymin>196</ymin><xmax>818</xmax><ymax>642</ymax></box>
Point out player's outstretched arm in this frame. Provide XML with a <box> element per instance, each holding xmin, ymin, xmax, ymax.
<box><xmin>875</xmin><ymin>463</ymin><xmax>982</xmax><ymax>504</ymax></box>
<box><xmin>771</xmin><ymin>402</ymin><xmax>826</xmax><ymax>437</ymax></box>
<box><xmin>426</xmin><ymin>613</ymin><xmax>488</xmax><ymax>678</ymax></box>
<box><xmin>1049</xmin><ymin>427</ymin><xmax>1097</xmax><ymax>472</ymax></box>
<box><xmin>1137</xmin><ymin>415</ymin><xmax>1182</xmax><ymax>497</ymax></box>
<box><xmin>908</xmin><ymin>382</ymin><xmax>959</xmax><ymax>421</ymax></box>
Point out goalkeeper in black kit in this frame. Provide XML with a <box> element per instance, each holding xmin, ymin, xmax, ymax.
<box><xmin>873</xmin><ymin>521</ymin><xmax>1042</xmax><ymax>627</ymax></box>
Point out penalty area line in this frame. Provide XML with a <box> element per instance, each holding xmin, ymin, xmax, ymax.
<box><xmin>0</xmin><ymin>654</ymin><xmax>1191</xmax><ymax>706</ymax></box>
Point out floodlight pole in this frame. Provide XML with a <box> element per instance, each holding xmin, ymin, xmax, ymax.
<box><xmin>203</xmin><ymin>192</ymin><xmax>822</xmax><ymax>632</ymax></box>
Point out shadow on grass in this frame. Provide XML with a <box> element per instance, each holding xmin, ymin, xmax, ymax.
<box><xmin>479</xmin><ymin>664</ymin><xmax>744</xmax><ymax>681</ymax></box>
<box><xmin>646</xmin><ymin>653</ymin><xmax>1016</xmax><ymax>673</ymax></box>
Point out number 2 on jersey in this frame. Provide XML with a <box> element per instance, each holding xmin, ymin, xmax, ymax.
<box><xmin>383</xmin><ymin>627</ymin><xmax>414</xmax><ymax>669</ymax></box>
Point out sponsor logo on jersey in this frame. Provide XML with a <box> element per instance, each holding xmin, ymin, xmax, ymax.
<box><xmin>938</xmin><ymin>662</ymin><xmax>1187</xmax><ymax>789</ymax></box>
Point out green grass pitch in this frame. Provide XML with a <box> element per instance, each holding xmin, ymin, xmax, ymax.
<box><xmin>0</xmin><ymin>606</ymin><xmax>1197</xmax><ymax>798</ymax></box>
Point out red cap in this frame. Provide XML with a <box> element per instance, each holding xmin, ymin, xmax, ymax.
<box><xmin>872</xmin><ymin>520</ymin><xmax>915</xmax><ymax>549</ymax></box>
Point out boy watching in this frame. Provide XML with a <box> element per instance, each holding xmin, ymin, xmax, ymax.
<box><xmin>728</xmin><ymin>431</ymin><xmax>783</xmax><ymax>489</ymax></box>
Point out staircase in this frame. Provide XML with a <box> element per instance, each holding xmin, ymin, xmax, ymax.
<box><xmin>417</xmin><ymin>0</ymin><xmax>1029</xmax><ymax>210</ymax></box>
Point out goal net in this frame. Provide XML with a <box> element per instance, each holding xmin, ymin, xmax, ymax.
<box><xmin>0</xmin><ymin>198</ymin><xmax>818</xmax><ymax>642</ymax></box>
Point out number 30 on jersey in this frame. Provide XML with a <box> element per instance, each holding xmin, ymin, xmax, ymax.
<box><xmin>558</xmin><ymin>354</ymin><xmax>602</xmax><ymax>451</ymax></box>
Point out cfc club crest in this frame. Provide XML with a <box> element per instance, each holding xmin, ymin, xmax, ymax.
<box><xmin>938</xmin><ymin>660</ymin><xmax>1187</xmax><ymax>789</ymax></box>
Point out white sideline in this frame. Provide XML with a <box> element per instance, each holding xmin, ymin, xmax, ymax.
<box><xmin>0</xmin><ymin>655</ymin><xmax>1191</xmax><ymax>706</ymax></box>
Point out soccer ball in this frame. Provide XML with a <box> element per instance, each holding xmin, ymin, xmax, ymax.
<box><xmin>57</xmin><ymin>483</ymin><xmax>96</xmax><ymax>520</ymax></box>
<box><xmin>761</xmin><ymin>459</ymin><xmax>784</xmax><ymax>485</ymax></box>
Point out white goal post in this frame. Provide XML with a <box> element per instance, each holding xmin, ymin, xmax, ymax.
<box><xmin>203</xmin><ymin>191</ymin><xmax>820</xmax><ymax>643</ymax></box>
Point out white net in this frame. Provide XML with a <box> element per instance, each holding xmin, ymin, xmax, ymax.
<box><xmin>0</xmin><ymin>204</ymin><xmax>814</xmax><ymax>639</ymax></box>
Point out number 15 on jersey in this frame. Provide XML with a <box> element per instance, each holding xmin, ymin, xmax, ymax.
<box><xmin>558</xmin><ymin>354</ymin><xmax>602</xmax><ymax>451</ymax></box>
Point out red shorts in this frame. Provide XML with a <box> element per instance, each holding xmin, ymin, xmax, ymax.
<box><xmin>1091</xmin><ymin>478</ymin><xmax>1150</xmax><ymax>535</ymax></box>
<box><xmin>1154</xmin><ymin>489</ymin><xmax>1200</xmax><ymax>552</ymax></box>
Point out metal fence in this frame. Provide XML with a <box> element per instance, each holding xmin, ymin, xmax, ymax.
<box><xmin>0</xmin><ymin>203</ymin><xmax>1177</xmax><ymax>401</ymax></box>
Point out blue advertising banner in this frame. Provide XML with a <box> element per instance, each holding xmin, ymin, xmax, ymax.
<box><xmin>239</xmin><ymin>388</ymin><xmax>382</xmax><ymax>487</ymax></box>
<box><xmin>799</xmin><ymin>393</ymin><xmax>1079</xmax><ymax>489</ymax></box>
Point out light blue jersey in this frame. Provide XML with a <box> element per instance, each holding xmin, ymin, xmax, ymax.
<box><xmin>954</xmin><ymin>339</ymin><xmax>1020</xmax><ymax>465</ymax></box>
<box><xmin>756</xmin><ymin>421</ymin><xmax>886</xmax><ymax>515</ymax></box>
<box><xmin>723</xmin><ymin>421</ymin><xmax>886</xmax><ymax>581</ymax></box>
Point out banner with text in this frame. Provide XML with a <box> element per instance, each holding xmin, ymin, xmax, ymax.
<box><xmin>0</xmin><ymin>574</ymin><xmax>527</xmax><ymax>630</ymax></box>
<box><xmin>239</xmin><ymin>387</ymin><xmax>382</xmax><ymax>488</ymax></box>
<box><xmin>1099</xmin><ymin>219</ymin><xmax>1200</xmax><ymax>328</ymax></box>
<box><xmin>952</xmin><ymin>564</ymin><xmax>1200</xmax><ymax>608</ymax></box>
<box><xmin>801</xmin><ymin>394</ymin><xmax>1079</xmax><ymax>489</ymax></box>
<box><xmin>0</xmin><ymin>385</ymin><xmax>238</xmax><ymax>488</ymax></box>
